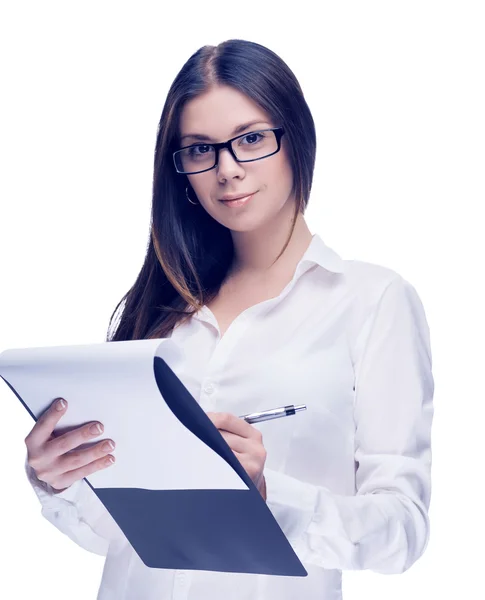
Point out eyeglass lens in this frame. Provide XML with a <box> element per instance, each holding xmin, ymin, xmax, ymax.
<box><xmin>174</xmin><ymin>130</ymin><xmax>278</xmax><ymax>174</ymax></box>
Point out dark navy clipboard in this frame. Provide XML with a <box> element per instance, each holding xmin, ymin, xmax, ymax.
<box><xmin>1</xmin><ymin>345</ymin><xmax>307</xmax><ymax>577</ymax></box>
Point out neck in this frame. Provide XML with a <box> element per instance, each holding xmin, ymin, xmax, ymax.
<box><xmin>228</xmin><ymin>207</ymin><xmax>313</xmax><ymax>280</ymax></box>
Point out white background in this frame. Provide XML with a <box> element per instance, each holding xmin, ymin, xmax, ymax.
<box><xmin>1</xmin><ymin>1</ymin><xmax>483</xmax><ymax>598</ymax></box>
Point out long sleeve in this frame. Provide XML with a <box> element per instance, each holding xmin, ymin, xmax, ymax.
<box><xmin>264</xmin><ymin>275</ymin><xmax>434</xmax><ymax>574</ymax></box>
<box><xmin>25</xmin><ymin>458</ymin><xmax>123</xmax><ymax>556</ymax></box>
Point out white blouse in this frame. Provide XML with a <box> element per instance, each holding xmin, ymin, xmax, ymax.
<box><xmin>25</xmin><ymin>233</ymin><xmax>434</xmax><ymax>600</ymax></box>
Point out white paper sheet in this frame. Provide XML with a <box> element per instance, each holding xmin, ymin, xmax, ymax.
<box><xmin>0</xmin><ymin>338</ymin><xmax>249</xmax><ymax>492</ymax></box>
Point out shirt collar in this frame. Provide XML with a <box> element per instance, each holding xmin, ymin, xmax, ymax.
<box><xmin>190</xmin><ymin>234</ymin><xmax>343</xmax><ymax>323</ymax></box>
<box><xmin>299</xmin><ymin>233</ymin><xmax>345</xmax><ymax>274</ymax></box>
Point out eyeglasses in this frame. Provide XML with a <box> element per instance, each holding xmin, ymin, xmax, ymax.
<box><xmin>173</xmin><ymin>127</ymin><xmax>285</xmax><ymax>175</ymax></box>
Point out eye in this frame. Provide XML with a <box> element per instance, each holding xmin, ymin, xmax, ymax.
<box><xmin>188</xmin><ymin>144</ymin><xmax>213</xmax><ymax>156</ymax></box>
<box><xmin>240</xmin><ymin>132</ymin><xmax>265</xmax><ymax>145</ymax></box>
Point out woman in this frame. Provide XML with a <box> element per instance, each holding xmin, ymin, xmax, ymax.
<box><xmin>24</xmin><ymin>39</ymin><xmax>434</xmax><ymax>600</ymax></box>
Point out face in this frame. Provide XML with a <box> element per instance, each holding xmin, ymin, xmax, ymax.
<box><xmin>178</xmin><ymin>85</ymin><xmax>295</xmax><ymax>232</ymax></box>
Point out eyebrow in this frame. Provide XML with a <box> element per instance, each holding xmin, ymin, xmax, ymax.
<box><xmin>180</xmin><ymin>120</ymin><xmax>270</xmax><ymax>143</ymax></box>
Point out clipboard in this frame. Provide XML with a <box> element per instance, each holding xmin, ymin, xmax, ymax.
<box><xmin>0</xmin><ymin>338</ymin><xmax>307</xmax><ymax>576</ymax></box>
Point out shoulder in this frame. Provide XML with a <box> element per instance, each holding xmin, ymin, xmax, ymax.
<box><xmin>332</xmin><ymin>258</ymin><xmax>426</xmax><ymax>339</ymax></box>
<box><xmin>340</xmin><ymin>258</ymin><xmax>408</xmax><ymax>304</ymax></box>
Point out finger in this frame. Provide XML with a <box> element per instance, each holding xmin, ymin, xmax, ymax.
<box><xmin>35</xmin><ymin>438</ymin><xmax>115</xmax><ymax>482</ymax></box>
<box><xmin>217</xmin><ymin>434</ymin><xmax>244</xmax><ymax>462</ymax></box>
<box><xmin>50</xmin><ymin>453</ymin><xmax>116</xmax><ymax>491</ymax></box>
<box><xmin>57</xmin><ymin>437</ymin><xmax>115</xmax><ymax>475</ymax></box>
<box><xmin>46</xmin><ymin>420</ymin><xmax>106</xmax><ymax>461</ymax></box>
<box><xmin>233</xmin><ymin>450</ymin><xmax>244</xmax><ymax>462</ymax></box>
<box><xmin>207</xmin><ymin>412</ymin><xmax>256</xmax><ymax>438</ymax></box>
<box><xmin>25</xmin><ymin>398</ymin><xmax>68</xmax><ymax>450</ymax></box>
<box><xmin>218</xmin><ymin>430</ymin><xmax>251</xmax><ymax>454</ymax></box>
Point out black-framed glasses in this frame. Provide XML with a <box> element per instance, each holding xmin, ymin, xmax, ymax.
<box><xmin>173</xmin><ymin>127</ymin><xmax>285</xmax><ymax>175</ymax></box>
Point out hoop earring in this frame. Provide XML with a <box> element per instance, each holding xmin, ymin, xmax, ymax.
<box><xmin>186</xmin><ymin>186</ymin><xmax>199</xmax><ymax>205</ymax></box>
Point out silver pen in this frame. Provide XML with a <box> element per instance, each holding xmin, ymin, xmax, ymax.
<box><xmin>238</xmin><ymin>404</ymin><xmax>307</xmax><ymax>424</ymax></box>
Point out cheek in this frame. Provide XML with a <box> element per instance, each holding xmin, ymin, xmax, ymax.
<box><xmin>267</xmin><ymin>155</ymin><xmax>293</xmax><ymax>195</ymax></box>
<box><xmin>188</xmin><ymin>174</ymin><xmax>212</xmax><ymax>198</ymax></box>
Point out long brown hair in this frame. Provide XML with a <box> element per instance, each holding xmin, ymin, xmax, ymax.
<box><xmin>106</xmin><ymin>39</ymin><xmax>317</xmax><ymax>342</ymax></box>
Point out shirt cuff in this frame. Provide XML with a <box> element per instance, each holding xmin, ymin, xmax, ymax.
<box><xmin>264</xmin><ymin>467</ymin><xmax>320</xmax><ymax>542</ymax></box>
<box><xmin>25</xmin><ymin>459</ymin><xmax>88</xmax><ymax>508</ymax></box>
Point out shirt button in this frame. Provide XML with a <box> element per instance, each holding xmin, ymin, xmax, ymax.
<box><xmin>204</xmin><ymin>383</ymin><xmax>215</xmax><ymax>394</ymax></box>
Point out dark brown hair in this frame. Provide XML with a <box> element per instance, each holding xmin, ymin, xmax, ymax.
<box><xmin>106</xmin><ymin>39</ymin><xmax>317</xmax><ymax>342</ymax></box>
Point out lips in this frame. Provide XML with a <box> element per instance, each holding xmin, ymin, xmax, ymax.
<box><xmin>220</xmin><ymin>193</ymin><xmax>256</xmax><ymax>207</ymax></box>
<box><xmin>220</xmin><ymin>192</ymin><xmax>256</xmax><ymax>202</ymax></box>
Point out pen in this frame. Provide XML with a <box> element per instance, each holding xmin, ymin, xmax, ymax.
<box><xmin>238</xmin><ymin>404</ymin><xmax>307</xmax><ymax>424</ymax></box>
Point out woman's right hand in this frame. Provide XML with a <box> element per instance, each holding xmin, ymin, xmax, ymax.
<box><xmin>24</xmin><ymin>397</ymin><xmax>116</xmax><ymax>493</ymax></box>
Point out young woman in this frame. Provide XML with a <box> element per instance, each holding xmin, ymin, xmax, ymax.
<box><xmin>23</xmin><ymin>39</ymin><xmax>434</xmax><ymax>600</ymax></box>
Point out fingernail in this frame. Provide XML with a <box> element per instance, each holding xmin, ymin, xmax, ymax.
<box><xmin>55</xmin><ymin>398</ymin><xmax>66</xmax><ymax>411</ymax></box>
<box><xmin>102</xmin><ymin>440</ymin><xmax>115</xmax><ymax>451</ymax></box>
<box><xmin>89</xmin><ymin>422</ymin><xmax>103</xmax><ymax>435</ymax></box>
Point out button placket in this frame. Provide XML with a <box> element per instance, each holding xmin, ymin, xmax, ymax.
<box><xmin>204</xmin><ymin>382</ymin><xmax>215</xmax><ymax>394</ymax></box>
<box><xmin>172</xmin><ymin>570</ymin><xmax>191</xmax><ymax>600</ymax></box>
<box><xmin>199</xmin><ymin>380</ymin><xmax>217</xmax><ymax>412</ymax></box>
<box><xmin>208</xmin><ymin>314</ymin><xmax>252</xmax><ymax>373</ymax></box>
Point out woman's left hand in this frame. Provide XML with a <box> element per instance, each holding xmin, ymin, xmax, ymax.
<box><xmin>206</xmin><ymin>411</ymin><xmax>267</xmax><ymax>500</ymax></box>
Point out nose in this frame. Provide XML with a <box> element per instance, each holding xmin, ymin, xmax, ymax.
<box><xmin>216</xmin><ymin>147</ymin><xmax>245</xmax><ymax>181</ymax></box>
